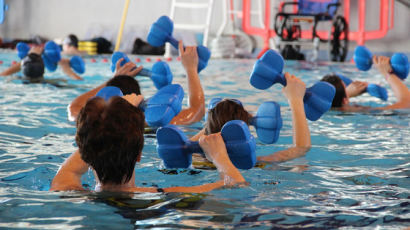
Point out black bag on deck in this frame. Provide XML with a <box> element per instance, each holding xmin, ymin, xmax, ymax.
<box><xmin>132</xmin><ymin>38</ymin><xmax>165</xmax><ymax>55</ymax></box>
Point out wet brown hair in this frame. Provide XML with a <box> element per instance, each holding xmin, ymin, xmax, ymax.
<box><xmin>204</xmin><ymin>99</ymin><xmax>251</xmax><ymax>135</ymax></box>
<box><xmin>76</xmin><ymin>96</ymin><xmax>145</xmax><ymax>185</ymax></box>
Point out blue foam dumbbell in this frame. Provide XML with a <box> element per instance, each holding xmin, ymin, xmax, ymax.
<box><xmin>0</xmin><ymin>0</ymin><xmax>8</xmax><ymax>24</ymax></box>
<box><xmin>147</xmin><ymin>15</ymin><xmax>211</xmax><ymax>73</ymax></box>
<box><xmin>157</xmin><ymin>120</ymin><xmax>256</xmax><ymax>170</ymax></box>
<box><xmin>111</xmin><ymin>51</ymin><xmax>172</xmax><ymax>90</ymax></box>
<box><xmin>337</xmin><ymin>74</ymin><xmax>388</xmax><ymax>101</ymax></box>
<box><xmin>69</xmin><ymin>56</ymin><xmax>86</xmax><ymax>74</ymax></box>
<box><xmin>42</xmin><ymin>41</ymin><xmax>62</xmax><ymax>72</ymax></box>
<box><xmin>95</xmin><ymin>86</ymin><xmax>124</xmax><ymax>100</ymax></box>
<box><xmin>249</xmin><ymin>50</ymin><xmax>336</xmax><ymax>121</ymax></box>
<box><xmin>354</xmin><ymin>46</ymin><xmax>409</xmax><ymax>80</ymax></box>
<box><xmin>16</xmin><ymin>42</ymin><xmax>30</xmax><ymax>59</ymax></box>
<box><xmin>96</xmin><ymin>84</ymin><xmax>184</xmax><ymax>127</ymax></box>
<box><xmin>208</xmin><ymin>98</ymin><xmax>282</xmax><ymax>144</ymax></box>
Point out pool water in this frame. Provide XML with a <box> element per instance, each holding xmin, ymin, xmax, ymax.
<box><xmin>0</xmin><ymin>50</ymin><xmax>409</xmax><ymax>229</ymax></box>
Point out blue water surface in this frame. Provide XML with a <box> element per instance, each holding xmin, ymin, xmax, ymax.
<box><xmin>0</xmin><ymin>50</ymin><xmax>409</xmax><ymax>229</ymax></box>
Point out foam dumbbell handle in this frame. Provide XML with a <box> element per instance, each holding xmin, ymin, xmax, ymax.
<box><xmin>157</xmin><ymin>120</ymin><xmax>256</xmax><ymax>169</ymax></box>
<box><xmin>250</xmin><ymin>50</ymin><xmax>335</xmax><ymax>121</ymax></box>
<box><xmin>69</xmin><ymin>56</ymin><xmax>85</xmax><ymax>74</ymax></box>
<box><xmin>249</xmin><ymin>101</ymin><xmax>282</xmax><ymax>144</ymax></box>
<box><xmin>96</xmin><ymin>84</ymin><xmax>184</xmax><ymax>127</ymax></box>
<box><xmin>111</xmin><ymin>51</ymin><xmax>172</xmax><ymax>89</ymax></box>
<box><xmin>338</xmin><ymin>74</ymin><xmax>388</xmax><ymax>101</ymax></box>
<box><xmin>16</xmin><ymin>42</ymin><xmax>30</xmax><ymax>59</ymax></box>
<box><xmin>354</xmin><ymin>46</ymin><xmax>409</xmax><ymax>80</ymax></box>
<box><xmin>147</xmin><ymin>15</ymin><xmax>211</xmax><ymax>73</ymax></box>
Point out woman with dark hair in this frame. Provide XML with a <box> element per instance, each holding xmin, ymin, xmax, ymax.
<box><xmin>191</xmin><ymin>73</ymin><xmax>311</xmax><ymax>164</ymax></box>
<box><xmin>321</xmin><ymin>55</ymin><xmax>410</xmax><ymax>111</ymax></box>
<box><xmin>50</xmin><ymin>94</ymin><xmax>245</xmax><ymax>193</ymax></box>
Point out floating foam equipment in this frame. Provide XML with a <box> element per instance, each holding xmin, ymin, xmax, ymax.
<box><xmin>96</xmin><ymin>84</ymin><xmax>184</xmax><ymax>127</ymax></box>
<box><xmin>250</xmin><ymin>50</ymin><xmax>335</xmax><ymax>121</ymax></box>
<box><xmin>78</xmin><ymin>41</ymin><xmax>98</xmax><ymax>55</ymax></box>
<box><xmin>354</xmin><ymin>46</ymin><xmax>409</xmax><ymax>80</ymax></box>
<box><xmin>207</xmin><ymin>98</ymin><xmax>282</xmax><ymax>144</ymax></box>
<box><xmin>111</xmin><ymin>51</ymin><xmax>172</xmax><ymax>89</ymax></box>
<box><xmin>337</xmin><ymin>74</ymin><xmax>388</xmax><ymax>101</ymax></box>
<box><xmin>16</xmin><ymin>42</ymin><xmax>30</xmax><ymax>59</ymax></box>
<box><xmin>69</xmin><ymin>56</ymin><xmax>86</xmax><ymax>74</ymax></box>
<box><xmin>147</xmin><ymin>15</ymin><xmax>211</xmax><ymax>73</ymax></box>
<box><xmin>42</xmin><ymin>41</ymin><xmax>61</xmax><ymax>72</ymax></box>
<box><xmin>157</xmin><ymin>120</ymin><xmax>256</xmax><ymax>169</ymax></box>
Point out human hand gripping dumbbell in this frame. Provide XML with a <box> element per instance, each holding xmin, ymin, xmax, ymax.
<box><xmin>95</xmin><ymin>83</ymin><xmax>184</xmax><ymax>127</ymax></box>
<box><xmin>156</xmin><ymin>120</ymin><xmax>256</xmax><ymax>170</ymax></box>
<box><xmin>111</xmin><ymin>51</ymin><xmax>172</xmax><ymax>90</ymax></box>
<box><xmin>147</xmin><ymin>15</ymin><xmax>211</xmax><ymax>73</ymax></box>
<box><xmin>249</xmin><ymin>50</ymin><xmax>336</xmax><ymax>121</ymax></box>
<box><xmin>354</xmin><ymin>46</ymin><xmax>409</xmax><ymax>80</ymax></box>
<box><xmin>337</xmin><ymin>74</ymin><xmax>388</xmax><ymax>101</ymax></box>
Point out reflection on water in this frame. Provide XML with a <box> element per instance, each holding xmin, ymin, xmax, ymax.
<box><xmin>0</xmin><ymin>53</ymin><xmax>409</xmax><ymax>228</ymax></box>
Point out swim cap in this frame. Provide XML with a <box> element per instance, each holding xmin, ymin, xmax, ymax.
<box><xmin>21</xmin><ymin>53</ymin><xmax>45</xmax><ymax>79</ymax></box>
<box><xmin>63</xmin><ymin>34</ymin><xmax>79</xmax><ymax>48</ymax></box>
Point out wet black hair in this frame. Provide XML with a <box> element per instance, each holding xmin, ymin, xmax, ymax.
<box><xmin>21</xmin><ymin>53</ymin><xmax>45</xmax><ymax>79</ymax></box>
<box><xmin>320</xmin><ymin>74</ymin><xmax>347</xmax><ymax>108</ymax></box>
<box><xmin>64</xmin><ymin>34</ymin><xmax>79</xmax><ymax>48</ymax></box>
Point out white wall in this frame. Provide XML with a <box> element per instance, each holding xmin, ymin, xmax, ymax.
<box><xmin>0</xmin><ymin>0</ymin><xmax>409</xmax><ymax>52</ymax></box>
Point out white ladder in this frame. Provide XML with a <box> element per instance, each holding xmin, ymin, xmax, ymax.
<box><xmin>164</xmin><ymin>0</ymin><xmax>215</xmax><ymax>58</ymax></box>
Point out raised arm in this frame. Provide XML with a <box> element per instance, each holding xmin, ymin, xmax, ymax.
<box><xmin>258</xmin><ymin>73</ymin><xmax>311</xmax><ymax>163</ymax></box>
<box><xmin>59</xmin><ymin>58</ymin><xmax>83</xmax><ymax>80</ymax></box>
<box><xmin>68</xmin><ymin>82</ymin><xmax>106</xmax><ymax>121</ymax></box>
<box><xmin>0</xmin><ymin>62</ymin><xmax>21</xmax><ymax>76</ymax></box>
<box><xmin>68</xmin><ymin>59</ymin><xmax>142</xmax><ymax>121</ymax></box>
<box><xmin>50</xmin><ymin>150</ymin><xmax>89</xmax><ymax>191</ymax></box>
<box><xmin>164</xmin><ymin>133</ymin><xmax>246</xmax><ymax>193</ymax></box>
<box><xmin>373</xmin><ymin>55</ymin><xmax>410</xmax><ymax>110</ymax></box>
<box><xmin>170</xmin><ymin>41</ymin><xmax>205</xmax><ymax>125</ymax></box>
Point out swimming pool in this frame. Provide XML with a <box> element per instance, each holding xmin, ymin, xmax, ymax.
<box><xmin>0</xmin><ymin>50</ymin><xmax>409</xmax><ymax>229</ymax></box>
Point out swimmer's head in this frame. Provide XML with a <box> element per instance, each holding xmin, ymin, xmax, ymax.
<box><xmin>76</xmin><ymin>96</ymin><xmax>145</xmax><ymax>185</ymax></box>
<box><xmin>107</xmin><ymin>75</ymin><xmax>141</xmax><ymax>95</ymax></box>
<box><xmin>321</xmin><ymin>74</ymin><xmax>348</xmax><ymax>107</ymax></box>
<box><xmin>21</xmin><ymin>53</ymin><xmax>45</xmax><ymax>79</ymax></box>
<box><xmin>204</xmin><ymin>99</ymin><xmax>251</xmax><ymax>135</ymax></box>
<box><xmin>63</xmin><ymin>34</ymin><xmax>79</xmax><ymax>48</ymax></box>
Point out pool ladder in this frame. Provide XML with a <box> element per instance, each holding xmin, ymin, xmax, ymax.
<box><xmin>164</xmin><ymin>0</ymin><xmax>215</xmax><ymax>58</ymax></box>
